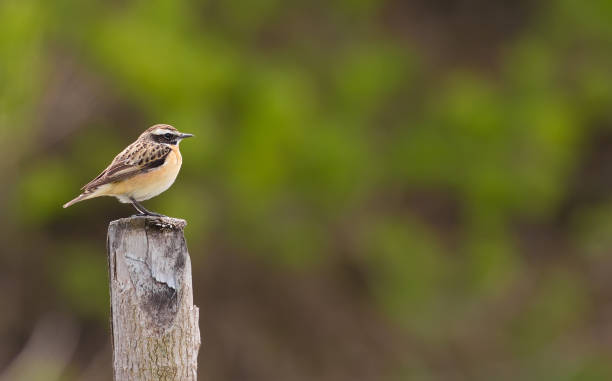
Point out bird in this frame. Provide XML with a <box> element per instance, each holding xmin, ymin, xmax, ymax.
<box><xmin>63</xmin><ymin>124</ymin><xmax>194</xmax><ymax>217</ymax></box>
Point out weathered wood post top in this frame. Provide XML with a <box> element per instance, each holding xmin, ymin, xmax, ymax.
<box><xmin>107</xmin><ymin>216</ymin><xmax>201</xmax><ymax>381</ymax></box>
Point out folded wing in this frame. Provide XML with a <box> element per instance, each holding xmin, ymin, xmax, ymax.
<box><xmin>81</xmin><ymin>142</ymin><xmax>171</xmax><ymax>193</ymax></box>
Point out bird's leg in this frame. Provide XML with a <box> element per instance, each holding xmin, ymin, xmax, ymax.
<box><xmin>130</xmin><ymin>199</ymin><xmax>148</xmax><ymax>216</ymax></box>
<box><xmin>129</xmin><ymin>197</ymin><xmax>166</xmax><ymax>217</ymax></box>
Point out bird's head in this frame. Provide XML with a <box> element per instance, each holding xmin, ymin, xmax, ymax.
<box><xmin>142</xmin><ymin>124</ymin><xmax>194</xmax><ymax>145</ymax></box>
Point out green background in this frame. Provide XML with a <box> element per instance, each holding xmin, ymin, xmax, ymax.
<box><xmin>1</xmin><ymin>0</ymin><xmax>612</xmax><ymax>380</ymax></box>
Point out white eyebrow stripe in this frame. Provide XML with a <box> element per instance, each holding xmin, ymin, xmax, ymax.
<box><xmin>152</xmin><ymin>128</ymin><xmax>177</xmax><ymax>135</ymax></box>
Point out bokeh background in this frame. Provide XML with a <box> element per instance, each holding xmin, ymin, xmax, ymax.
<box><xmin>1</xmin><ymin>0</ymin><xmax>612</xmax><ymax>380</ymax></box>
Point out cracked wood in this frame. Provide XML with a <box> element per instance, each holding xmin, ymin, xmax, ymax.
<box><xmin>107</xmin><ymin>216</ymin><xmax>201</xmax><ymax>381</ymax></box>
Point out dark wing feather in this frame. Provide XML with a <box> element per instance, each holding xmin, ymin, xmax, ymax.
<box><xmin>81</xmin><ymin>142</ymin><xmax>171</xmax><ymax>193</ymax></box>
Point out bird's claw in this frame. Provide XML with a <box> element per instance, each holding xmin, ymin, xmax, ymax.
<box><xmin>132</xmin><ymin>212</ymin><xmax>167</xmax><ymax>218</ymax></box>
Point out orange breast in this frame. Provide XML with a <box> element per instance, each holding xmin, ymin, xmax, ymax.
<box><xmin>106</xmin><ymin>146</ymin><xmax>183</xmax><ymax>202</ymax></box>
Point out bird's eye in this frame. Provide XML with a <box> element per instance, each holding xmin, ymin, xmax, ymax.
<box><xmin>164</xmin><ymin>133</ymin><xmax>173</xmax><ymax>140</ymax></box>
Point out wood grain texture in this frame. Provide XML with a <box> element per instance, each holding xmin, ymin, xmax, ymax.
<box><xmin>107</xmin><ymin>216</ymin><xmax>200</xmax><ymax>381</ymax></box>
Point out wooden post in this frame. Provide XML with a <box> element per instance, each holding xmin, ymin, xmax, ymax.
<box><xmin>107</xmin><ymin>216</ymin><xmax>201</xmax><ymax>381</ymax></box>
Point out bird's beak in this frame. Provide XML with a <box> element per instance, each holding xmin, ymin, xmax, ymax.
<box><xmin>179</xmin><ymin>133</ymin><xmax>194</xmax><ymax>140</ymax></box>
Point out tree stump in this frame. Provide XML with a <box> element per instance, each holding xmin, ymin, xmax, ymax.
<box><xmin>107</xmin><ymin>216</ymin><xmax>201</xmax><ymax>381</ymax></box>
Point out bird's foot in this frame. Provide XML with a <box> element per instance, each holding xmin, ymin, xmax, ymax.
<box><xmin>146</xmin><ymin>211</ymin><xmax>167</xmax><ymax>218</ymax></box>
<box><xmin>131</xmin><ymin>212</ymin><xmax>167</xmax><ymax>218</ymax></box>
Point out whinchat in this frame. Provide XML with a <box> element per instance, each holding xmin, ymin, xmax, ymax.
<box><xmin>63</xmin><ymin>124</ymin><xmax>193</xmax><ymax>216</ymax></box>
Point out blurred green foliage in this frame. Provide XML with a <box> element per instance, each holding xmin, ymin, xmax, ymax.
<box><xmin>2</xmin><ymin>0</ymin><xmax>612</xmax><ymax>380</ymax></box>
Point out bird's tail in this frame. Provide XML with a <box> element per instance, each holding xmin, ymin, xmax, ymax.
<box><xmin>63</xmin><ymin>193</ymin><xmax>92</xmax><ymax>208</ymax></box>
